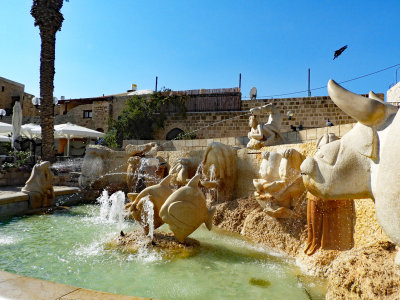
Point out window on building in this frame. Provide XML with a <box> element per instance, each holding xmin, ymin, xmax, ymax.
<box><xmin>83</xmin><ymin>110</ymin><xmax>92</xmax><ymax>119</ymax></box>
<box><xmin>1</xmin><ymin>86</ymin><xmax>4</xmax><ymax>92</ymax></box>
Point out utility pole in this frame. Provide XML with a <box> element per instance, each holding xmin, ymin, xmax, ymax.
<box><xmin>308</xmin><ymin>68</ymin><xmax>311</xmax><ymax>97</ymax></box>
<box><xmin>155</xmin><ymin>76</ymin><xmax>158</xmax><ymax>94</ymax></box>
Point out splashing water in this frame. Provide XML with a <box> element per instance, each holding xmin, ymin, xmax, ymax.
<box><xmin>97</xmin><ymin>190</ymin><xmax>127</xmax><ymax>230</ymax></box>
<box><xmin>209</xmin><ymin>164</ymin><xmax>216</xmax><ymax>182</ymax></box>
<box><xmin>98</xmin><ymin>190</ymin><xmax>110</xmax><ymax>220</ymax></box>
<box><xmin>196</xmin><ymin>162</ymin><xmax>203</xmax><ymax>175</ymax></box>
<box><xmin>141</xmin><ymin>196</ymin><xmax>155</xmax><ymax>240</ymax></box>
<box><xmin>108</xmin><ymin>191</ymin><xmax>126</xmax><ymax>228</ymax></box>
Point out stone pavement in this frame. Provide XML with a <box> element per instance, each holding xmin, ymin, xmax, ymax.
<box><xmin>0</xmin><ymin>270</ymin><xmax>153</xmax><ymax>300</ymax></box>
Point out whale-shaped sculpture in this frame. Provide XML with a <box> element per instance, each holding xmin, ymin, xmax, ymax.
<box><xmin>126</xmin><ymin>175</ymin><xmax>173</xmax><ymax>234</ymax></box>
<box><xmin>300</xmin><ymin>79</ymin><xmax>400</xmax><ymax>263</ymax></box>
<box><xmin>159</xmin><ymin>174</ymin><xmax>216</xmax><ymax>243</ymax></box>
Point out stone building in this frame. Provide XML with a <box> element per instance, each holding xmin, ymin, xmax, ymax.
<box><xmin>53</xmin><ymin>87</ymin><xmax>384</xmax><ymax>140</ymax></box>
<box><xmin>55</xmin><ymin>88</ymin><xmax>242</xmax><ymax>134</ymax></box>
<box><xmin>0</xmin><ymin>76</ymin><xmax>36</xmax><ymax>119</ymax></box>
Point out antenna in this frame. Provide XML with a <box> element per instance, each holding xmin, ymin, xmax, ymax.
<box><xmin>249</xmin><ymin>87</ymin><xmax>257</xmax><ymax>100</ymax></box>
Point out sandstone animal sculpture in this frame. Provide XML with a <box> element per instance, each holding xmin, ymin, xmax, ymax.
<box><xmin>253</xmin><ymin>151</ymin><xmax>282</xmax><ymax>193</ymax></box>
<box><xmin>247</xmin><ymin>104</ymin><xmax>284</xmax><ymax>149</ymax></box>
<box><xmin>254</xmin><ymin>148</ymin><xmax>306</xmax><ymax>218</ymax></box>
<box><xmin>169</xmin><ymin>158</ymin><xmax>192</xmax><ymax>187</ymax></box>
<box><xmin>79</xmin><ymin>145</ymin><xmax>128</xmax><ymax>193</ymax></box>
<box><xmin>126</xmin><ymin>175</ymin><xmax>173</xmax><ymax>235</ymax></box>
<box><xmin>200</xmin><ymin>142</ymin><xmax>237</xmax><ymax>202</ymax></box>
<box><xmin>300</xmin><ymin>80</ymin><xmax>400</xmax><ymax>263</ymax></box>
<box><xmin>22</xmin><ymin>161</ymin><xmax>55</xmax><ymax>208</ymax></box>
<box><xmin>159</xmin><ymin>174</ymin><xmax>216</xmax><ymax>243</ymax></box>
<box><xmin>125</xmin><ymin>142</ymin><xmax>158</xmax><ymax>157</ymax></box>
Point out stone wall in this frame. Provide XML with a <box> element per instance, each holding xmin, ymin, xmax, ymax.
<box><xmin>154</xmin><ymin>96</ymin><xmax>355</xmax><ymax>139</ymax></box>
<box><xmin>125</xmin><ymin>123</ymin><xmax>355</xmax><ymax>151</ymax></box>
<box><xmin>127</xmin><ymin>123</ymin><xmax>355</xmax><ymax>151</ymax></box>
<box><xmin>53</xmin><ymin>102</ymin><xmax>112</xmax><ymax>132</ymax></box>
<box><xmin>387</xmin><ymin>82</ymin><xmax>400</xmax><ymax>103</ymax></box>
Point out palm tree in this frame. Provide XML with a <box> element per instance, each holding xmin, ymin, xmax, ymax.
<box><xmin>31</xmin><ymin>0</ymin><xmax>64</xmax><ymax>162</ymax></box>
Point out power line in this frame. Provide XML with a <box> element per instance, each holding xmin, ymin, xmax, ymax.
<box><xmin>242</xmin><ymin>63</ymin><xmax>400</xmax><ymax>99</ymax></box>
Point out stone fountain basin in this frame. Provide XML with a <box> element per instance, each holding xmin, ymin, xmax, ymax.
<box><xmin>0</xmin><ymin>186</ymin><xmax>81</xmax><ymax>217</ymax></box>
<box><xmin>0</xmin><ymin>204</ymin><xmax>326</xmax><ymax>299</ymax></box>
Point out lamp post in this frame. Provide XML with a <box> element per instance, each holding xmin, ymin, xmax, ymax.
<box><xmin>0</xmin><ymin>109</ymin><xmax>6</xmax><ymax>120</ymax></box>
<box><xmin>32</xmin><ymin>96</ymin><xmax>58</xmax><ymax>109</ymax></box>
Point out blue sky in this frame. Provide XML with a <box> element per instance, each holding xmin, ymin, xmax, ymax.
<box><xmin>1</xmin><ymin>0</ymin><xmax>400</xmax><ymax>100</ymax></box>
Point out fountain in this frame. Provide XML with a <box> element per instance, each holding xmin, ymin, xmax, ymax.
<box><xmin>3</xmin><ymin>79</ymin><xmax>400</xmax><ymax>299</ymax></box>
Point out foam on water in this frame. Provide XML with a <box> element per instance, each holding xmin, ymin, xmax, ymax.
<box><xmin>0</xmin><ymin>235</ymin><xmax>18</xmax><ymax>245</ymax></box>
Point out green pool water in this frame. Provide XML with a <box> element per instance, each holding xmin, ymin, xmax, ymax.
<box><xmin>0</xmin><ymin>205</ymin><xmax>326</xmax><ymax>299</ymax></box>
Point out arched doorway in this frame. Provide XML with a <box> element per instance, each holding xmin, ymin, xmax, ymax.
<box><xmin>166</xmin><ymin>128</ymin><xmax>184</xmax><ymax>140</ymax></box>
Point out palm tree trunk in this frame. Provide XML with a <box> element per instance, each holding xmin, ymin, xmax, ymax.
<box><xmin>39</xmin><ymin>28</ymin><xmax>56</xmax><ymax>162</ymax></box>
<box><xmin>31</xmin><ymin>0</ymin><xmax>64</xmax><ymax>162</ymax></box>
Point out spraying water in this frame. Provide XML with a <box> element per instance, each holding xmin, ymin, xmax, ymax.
<box><xmin>196</xmin><ymin>162</ymin><xmax>203</xmax><ymax>175</ymax></box>
<box><xmin>140</xmin><ymin>196</ymin><xmax>155</xmax><ymax>240</ymax></box>
<box><xmin>98</xmin><ymin>190</ymin><xmax>110</xmax><ymax>220</ymax></box>
<box><xmin>108</xmin><ymin>191</ymin><xmax>126</xmax><ymax>228</ymax></box>
<box><xmin>97</xmin><ymin>190</ymin><xmax>127</xmax><ymax>230</ymax></box>
<box><xmin>209</xmin><ymin>164</ymin><xmax>216</xmax><ymax>182</ymax></box>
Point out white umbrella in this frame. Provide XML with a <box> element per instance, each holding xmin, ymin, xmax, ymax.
<box><xmin>12</xmin><ymin>101</ymin><xmax>22</xmax><ymax>149</ymax></box>
<box><xmin>0</xmin><ymin>135</ymin><xmax>11</xmax><ymax>142</ymax></box>
<box><xmin>54</xmin><ymin>123</ymin><xmax>105</xmax><ymax>156</ymax></box>
<box><xmin>0</xmin><ymin>122</ymin><xmax>12</xmax><ymax>135</ymax></box>
<box><xmin>21</xmin><ymin>123</ymin><xmax>41</xmax><ymax>139</ymax></box>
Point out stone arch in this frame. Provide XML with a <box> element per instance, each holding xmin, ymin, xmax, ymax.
<box><xmin>166</xmin><ymin>128</ymin><xmax>184</xmax><ymax>140</ymax></box>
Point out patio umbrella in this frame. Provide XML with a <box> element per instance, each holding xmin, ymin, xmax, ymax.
<box><xmin>54</xmin><ymin>123</ymin><xmax>105</xmax><ymax>156</ymax></box>
<box><xmin>21</xmin><ymin>123</ymin><xmax>41</xmax><ymax>139</ymax></box>
<box><xmin>0</xmin><ymin>135</ymin><xmax>11</xmax><ymax>142</ymax></box>
<box><xmin>0</xmin><ymin>122</ymin><xmax>12</xmax><ymax>135</ymax></box>
<box><xmin>12</xmin><ymin>101</ymin><xmax>22</xmax><ymax>149</ymax></box>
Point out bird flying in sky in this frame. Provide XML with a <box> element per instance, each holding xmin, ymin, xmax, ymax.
<box><xmin>333</xmin><ymin>45</ymin><xmax>348</xmax><ymax>60</ymax></box>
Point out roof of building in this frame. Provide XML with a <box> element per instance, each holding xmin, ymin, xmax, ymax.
<box><xmin>58</xmin><ymin>87</ymin><xmax>240</xmax><ymax>104</ymax></box>
<box><xmin>0</xmin><ymin>76</ymin><xmax>25</xmax><ymax>89</ymax></box>
<box><xmin>58</xmin><ymin>95</ymin><xmax>114</xmax><ymax>104</ymax></box>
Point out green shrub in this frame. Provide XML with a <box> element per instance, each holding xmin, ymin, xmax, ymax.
<box><xmin>111</xmin><ymin>88</ymin><xmax>186</xmax><ymax>141</ymax></box>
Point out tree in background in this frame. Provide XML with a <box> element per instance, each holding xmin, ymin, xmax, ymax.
<box><xmin>111</xmin><ymin>89</ymin><xmax>186</xmax><ymax>142</ymax></box>
<box><xmin>31</xmin><ymin>0</ymin><xmax>64</xmax><ymax>162</ymax></box>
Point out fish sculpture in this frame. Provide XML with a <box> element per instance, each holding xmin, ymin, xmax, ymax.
<box><xmin>126</xmin><ymin>175</ymin><xmax>173</xmax><ymax>234</ymax></box>
<box><xmin>159</xmin><ymin>174</ymin><xmax>216</xmax><ymax>243</ymax></box>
